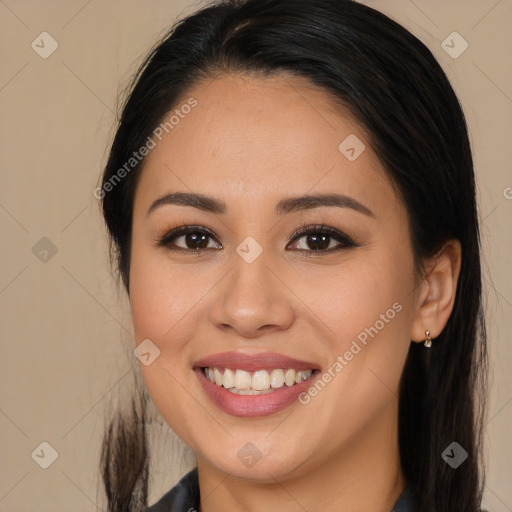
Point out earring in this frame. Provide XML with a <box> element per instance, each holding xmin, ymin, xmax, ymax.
<box><xmin>424</xmin><ymin>330</ymin><xmax>432</xmax><ymax>348</ymax></box>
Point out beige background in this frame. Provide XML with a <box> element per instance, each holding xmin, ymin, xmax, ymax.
<box><xmin>0</xmin><ymin>0</ymin><xmax>511</xmax><ymax>510</ymax></box>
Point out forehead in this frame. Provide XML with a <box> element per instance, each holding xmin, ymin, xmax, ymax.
<box><xmin>133</xmin><ymin>72</ymin><xmax>398</xmax><ymax>219</ymax></box>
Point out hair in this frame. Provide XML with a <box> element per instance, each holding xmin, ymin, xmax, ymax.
<box><xmin>98</xmin><ymin>1</ymin><xmax>488</xmax><ymax>511</ymax></box>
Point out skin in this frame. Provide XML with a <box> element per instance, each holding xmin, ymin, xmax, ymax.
<box><xmin>128</xmin><ymin>73</ymin><xmax>461</xmax><ymax>512</ymax></box>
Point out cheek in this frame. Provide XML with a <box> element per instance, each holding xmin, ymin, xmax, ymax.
<box><xmin>304</xmin><ymin>245</ymin><xmax>414</xmax><ymax>349</ymax></box>
<box><xmin>128</xmin><ymin>238</ymin><xmax>200</xmax><ymax>342</ymax></box>
<box><xmin>308</xmin><ymin>243</ymin><xmax>415</xmax><ymax>403</ymax></box>
<box><xmin>128</xmin><ymin>244</ymin><xmax>202</xmax><ymax>441</ymax></box>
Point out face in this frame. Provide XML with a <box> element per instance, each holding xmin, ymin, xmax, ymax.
<box><xmin>129</xmin><ymin>73</ymin><xmax>421</xmax><ymax>482</ymax></box>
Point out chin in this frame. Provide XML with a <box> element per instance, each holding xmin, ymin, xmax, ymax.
<box><xmin>201</xmin><ymin>447</ymin><xmax>311</xmax><ymax>483</ymax></box>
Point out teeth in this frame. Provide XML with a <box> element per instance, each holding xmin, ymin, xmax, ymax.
<box><xmin>295</xmin><ymin>370</ymin><xmax>310</xmax><ymax>383</ymax></box>
<box><xmin>229</xmin><ymin>388</ymin><xmax>274</xmax><ymax>395</ymax></box>
<box><xmin>223</xmin><ymin>368</ymin><xmax>235</xmax><ymax>388</ymax></box>
<box><xmin>270</xmin><ymin>369</ymin><xmax>285</xmax><ymax>388</ymax></box>
<box><xmin>284</xmin><ymin>369</ymin><xmax>296</xmax><ymax>386</ymax></box>
<box><xmin>214</xmin><ymin>368</ymin><xmax>223</xmax><ymax>386</ymax></box>
<box><xmin>252</xmin><ymin>370</ymin><xmax>270</xmax><ymax>390</ymax></box>
<box><xmin>203</xmin><ymin>367</ymin><xmax>313</xmax><ymax>392</ymax></box>
<box><xmin>234</xmin><ymin>369</ymin><xmax>252</xmax><ymax>390</ymax></box>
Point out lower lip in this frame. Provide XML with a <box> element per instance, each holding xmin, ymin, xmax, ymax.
<box><xmin>194</xmin><ymin>367</ymin><xmax>318</xmax><ymax>418</ymax></box>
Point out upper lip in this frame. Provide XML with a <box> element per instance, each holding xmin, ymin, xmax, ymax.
<box><xmin>193</xmin><ymin>351</ymin><xmax>320</xmax><ymax>372</ymax></box>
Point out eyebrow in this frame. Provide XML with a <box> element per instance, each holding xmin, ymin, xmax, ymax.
<box><xmin>146</xmin><ymin>192</ymin><xmax>374</xmax><ymax>218</ymax></box>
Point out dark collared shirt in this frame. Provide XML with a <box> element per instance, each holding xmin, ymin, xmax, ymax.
<box><xmin>146</xmin><ymin>468</ymin><xmax>418</xmax><ymax>512</ymax></box>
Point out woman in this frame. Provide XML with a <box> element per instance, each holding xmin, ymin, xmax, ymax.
<box><xmin>98</xmin><ymin>1</ymin><xmax>488</xmax><ymax>511</ymax></box>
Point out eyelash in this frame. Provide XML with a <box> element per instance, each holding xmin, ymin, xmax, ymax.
<box><xmin>156</xmin><ymin>223</ymin><xmax>358</xmax><ymax>257</ymax></box>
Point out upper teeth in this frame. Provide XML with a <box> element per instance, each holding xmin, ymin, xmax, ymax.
<box><xmin>204</xmin><ymin>367</ymin><xmax>313</xmax><ymax>394</ymax></box>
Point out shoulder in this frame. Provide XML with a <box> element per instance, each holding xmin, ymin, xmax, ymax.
<box><xmin>144</xmin><ymin>472</ymin><xmax>490</xmax><ymax>512</ymax></box>
<box><xmin>391</xmin><ymin>486</ymin><xmax>417</xmax><ymax>512</ymax></box>
<box><xmin>145</xmin><ymin>467</ymin><xmax>200</xmax><ymax>512</ymax></box>
<box><xmin>391</xmin><ymin>487</ymin><xmax>490</xmax><ymax>512</ymax></box>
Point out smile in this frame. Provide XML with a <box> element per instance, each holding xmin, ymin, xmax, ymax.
<box><xmin>203</xmin><ymin>367</ymin><xmax>314</xmax><ymax>394</ymax></box>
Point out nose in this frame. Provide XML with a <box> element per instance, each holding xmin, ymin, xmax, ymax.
<box><xmin>208</xmin><ymin>248</ymin><xmax>296</xmax><ymax>339</ymax></box>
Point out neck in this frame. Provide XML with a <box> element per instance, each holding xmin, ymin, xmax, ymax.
<box><xmin>196</xmin><ymin>400</ymin><xmax>406</xmax><ymax>512</ymax></box>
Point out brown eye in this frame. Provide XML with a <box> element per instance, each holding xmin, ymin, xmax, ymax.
<box><xmin>287</xmin><ymin>224</ymin><xmax>357</xmax><ymax>255</ymax></box>
<box><xmin>157</xmin><ymin>223</ymin><xmax>357</xmax><ymax>256</ymax></box>
<box><xmin>158</xmin><ymin>226</ymin><xmax>222</xmax><ymax>252</ymax></box>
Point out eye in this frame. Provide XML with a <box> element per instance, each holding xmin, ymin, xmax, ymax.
<box><xmin>286</xmin><ymin>224</ymin><xmax>357</xmax><ymax>256</ymax></box>
<box><xmin>156</xmin><ymin>223</ymin><xmax>357</xmax><ymax>255</ymax></box>
<box><xmin>157</xmin><ymin>225</ymin><xmax>222</xmax><ymax>252</ymax></box>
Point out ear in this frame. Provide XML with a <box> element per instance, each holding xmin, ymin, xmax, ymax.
<box><xmin>410</xmin><ymin>239</ymin><xmax>462</xmax><ymax>343</ymax></box>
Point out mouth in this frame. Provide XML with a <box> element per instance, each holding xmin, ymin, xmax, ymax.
<box><xmin>201</xmin><ymin>366</ymin><xmax>314</xmax><ymax>394</ymax></box>
<box><xmin>192</xmin><ymin>352</ymin><xmax>321</xmax><ymax>418</ymax></box>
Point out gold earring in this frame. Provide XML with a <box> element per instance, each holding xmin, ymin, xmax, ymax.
<box><xmin>424</xmin><ymin>330</ymin><xmax>432</xmax><ymax>348</ymax></box>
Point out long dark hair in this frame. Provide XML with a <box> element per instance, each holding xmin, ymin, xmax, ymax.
<box><xmin>98</xmin><ymin>1</ymin><xmax>488</xmax><ymax>510</ymax></box>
